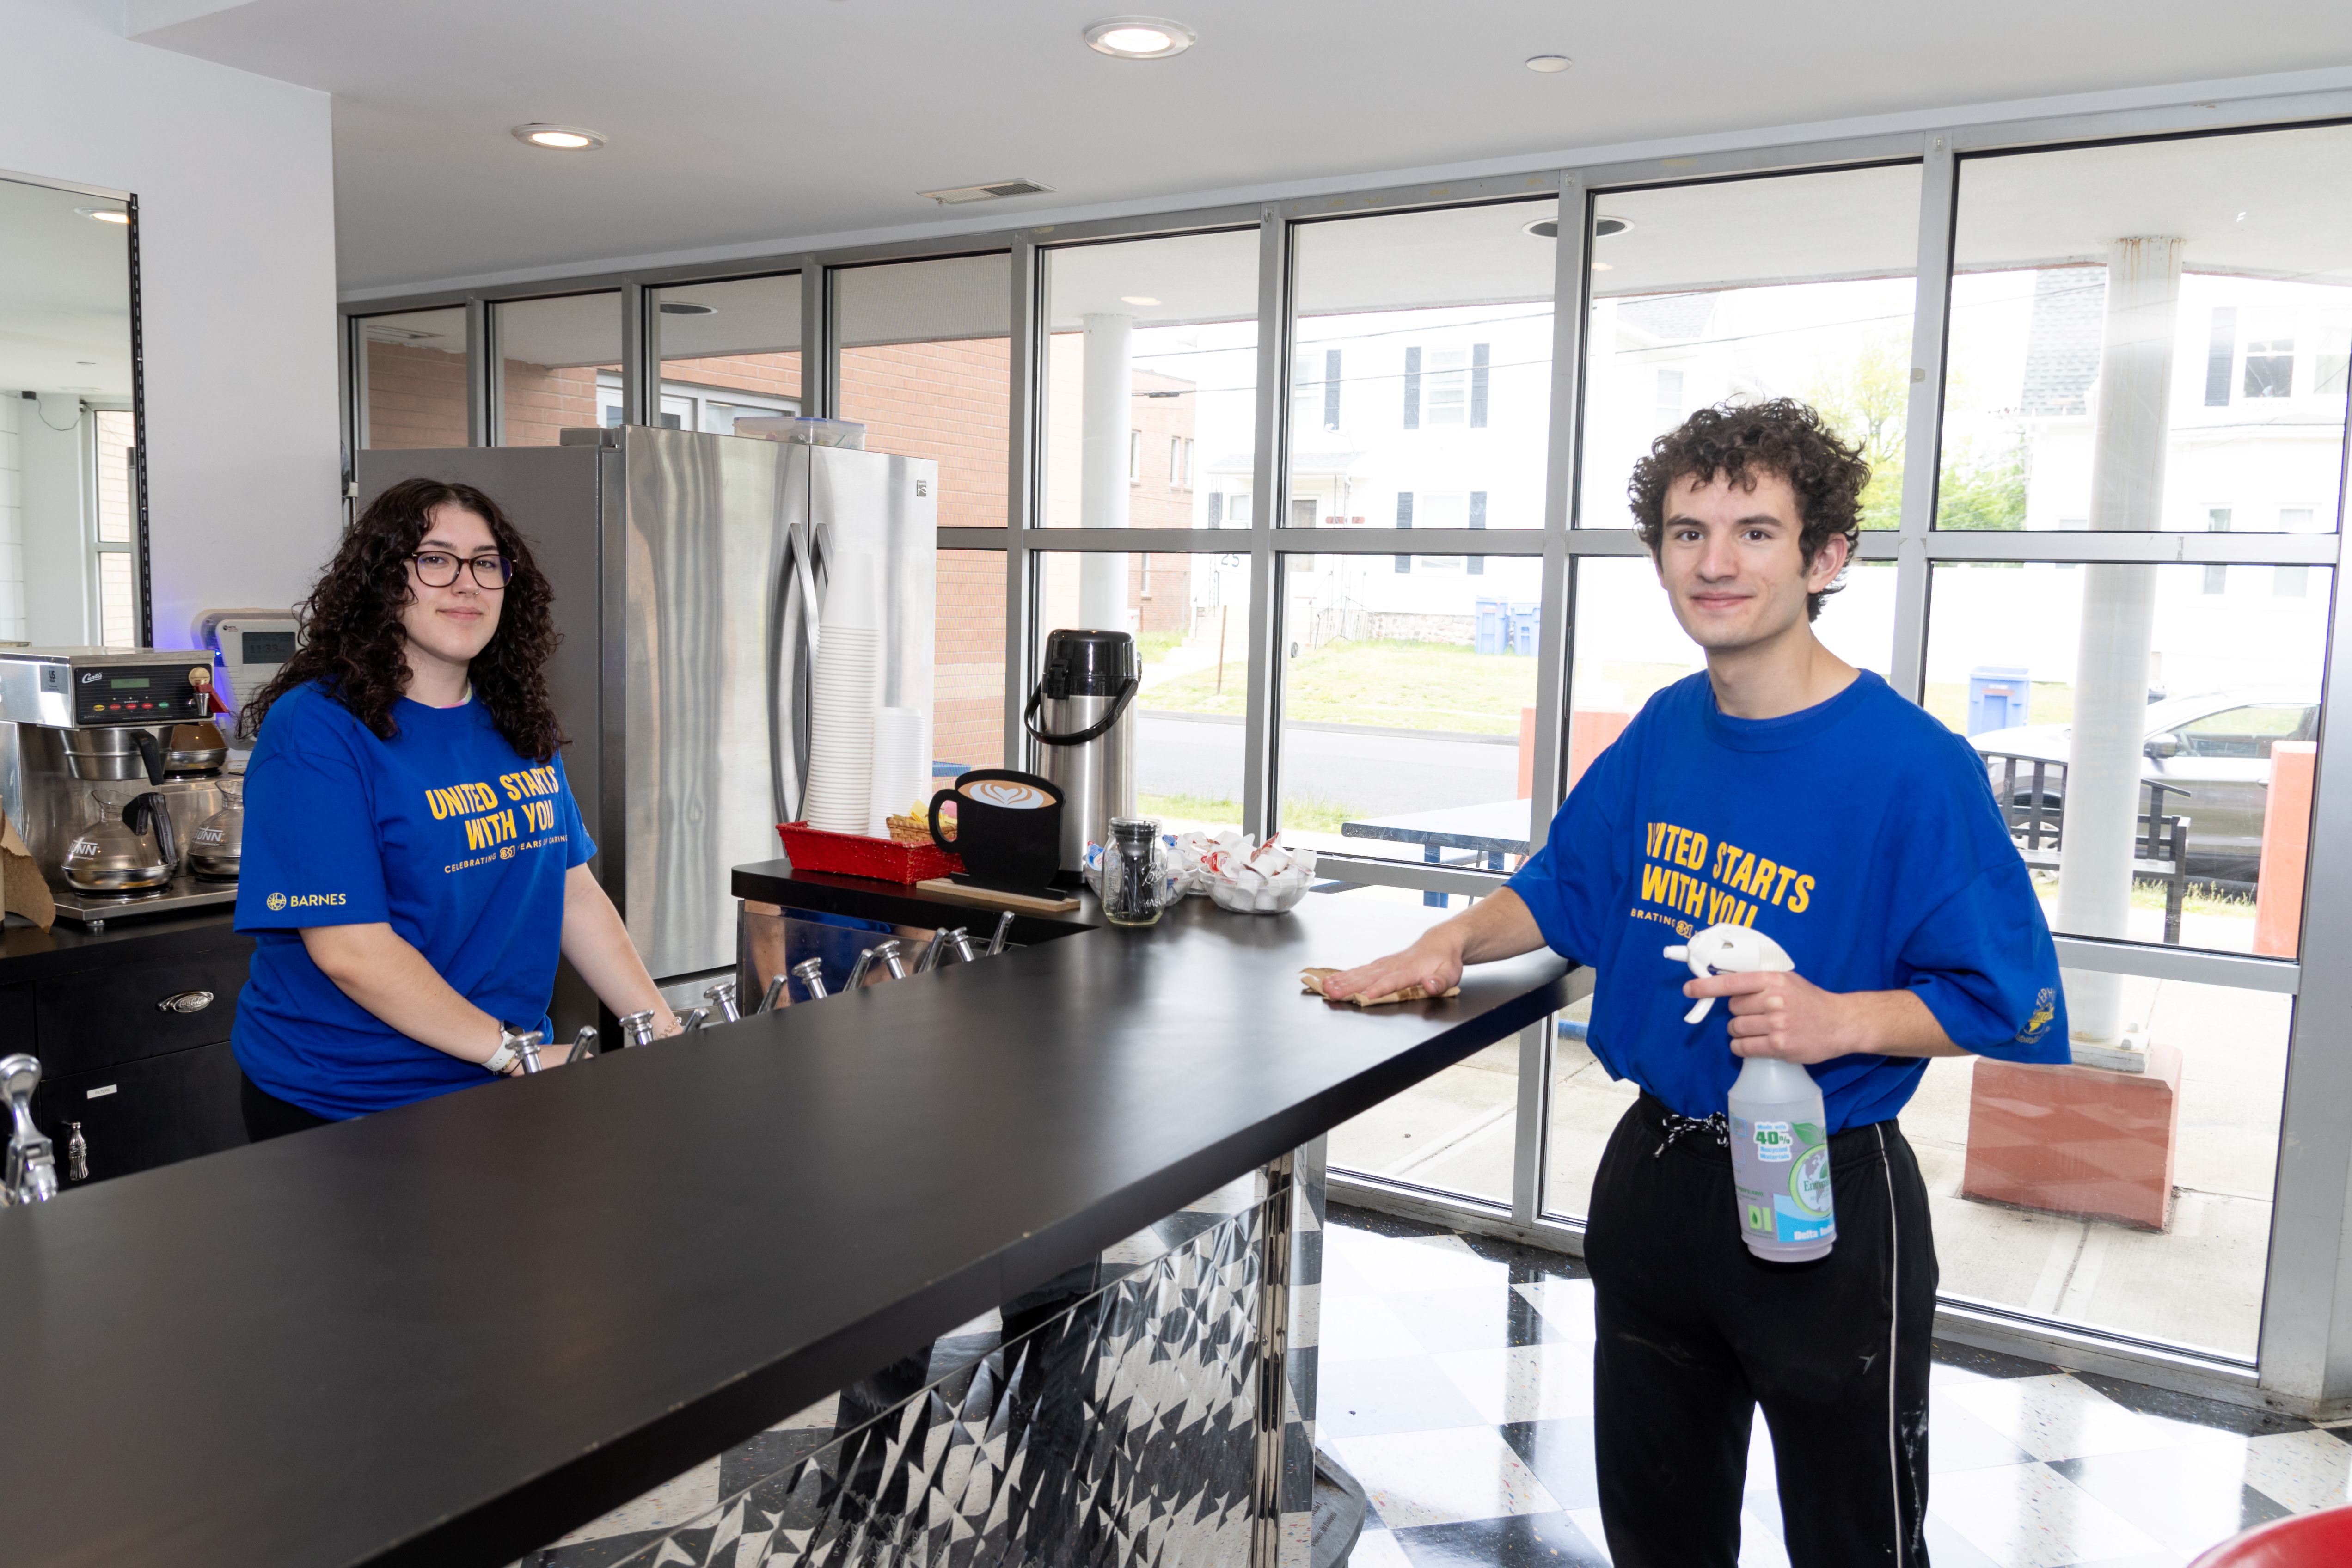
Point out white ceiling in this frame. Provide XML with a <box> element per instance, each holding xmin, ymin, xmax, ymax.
<box><xmin>0</xmin><ymin>176</ymin><xmax>135</xmax><ymax>398</ymax></box>
<box><xmin>127</xmin><ymin>0</ymin><xmax>2352</xmax><ymax>298</ymax></box>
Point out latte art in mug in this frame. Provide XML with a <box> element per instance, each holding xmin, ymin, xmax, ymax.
<box><xmin>961</xmin><ymin>778</ymin><xmax>1054</xmax><ymax>810</ymax></box>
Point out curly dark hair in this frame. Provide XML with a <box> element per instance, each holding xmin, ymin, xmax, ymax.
<box><xmin>239</xmin><ymin>478</ymin><xmax>566</xmax><ymax>760</ymax></box>
<box><xmin>1628</xmin><ymin>398</ymin><xmax>1870</xmax><ymax>622</ymax></box>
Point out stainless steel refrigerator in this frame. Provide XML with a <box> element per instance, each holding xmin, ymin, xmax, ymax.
<box><xmin>355</xmin><ymin>427</ymin><xmax>937</xmax><ymax>991</ymax></box>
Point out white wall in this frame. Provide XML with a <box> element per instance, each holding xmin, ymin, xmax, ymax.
<box><xmin>17</xmin><ymin>397</ymin><xmax>86</xmax><ymax>645</ymax></box>
<box><xmin>0</xmin><ymin>0</ymin><xmax>338</xmax><ymax>650</ymax></box>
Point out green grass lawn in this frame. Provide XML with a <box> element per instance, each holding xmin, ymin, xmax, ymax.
<box><xmin>1137</xmin><ymin>792</ymin><xmax>1362</xmax><ymax>833</ymax></box>
<box><xmin>1144</xmin><ymin>639</ymin><xmax>1536</xmax><ymax>734</ymax></box>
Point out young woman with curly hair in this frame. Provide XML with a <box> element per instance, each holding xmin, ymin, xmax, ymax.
<box><xmin>229</xmin><ymin>478</ymin><xmax>680</xmax><ymax>1139</ymax></box>
<box><xmin>1324</xmin><ymin>399</ymin><xmax>2068</xmax><ymax>1567</ymax></box>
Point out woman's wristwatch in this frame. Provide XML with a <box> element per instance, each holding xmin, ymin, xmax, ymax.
<box><xmin>482</xmin><ymin>1024</ymin><xmax>531</xmax><ymax>1077</ymax></box>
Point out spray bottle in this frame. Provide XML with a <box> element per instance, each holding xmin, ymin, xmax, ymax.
<box><xmin>1664</xmin><ymin>923</ymin><xmax>1836</xmax><ymax>1262</ymax></box>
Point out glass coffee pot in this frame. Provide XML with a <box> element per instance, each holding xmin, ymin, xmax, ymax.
<box><xmin>189</xmin><ymin>776</ymin><xmax>243</xmax><ymax>882</ymax></box>
<box><xmin>61</xmin><ymin>785</ymin><xmax>178</xmax><ymax>894</ymax></box>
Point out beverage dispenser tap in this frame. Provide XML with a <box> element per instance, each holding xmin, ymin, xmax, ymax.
<box><xmin>789</xmin><ymin>958</ymin><xmax>827</xmax><ymax>1002</ymax></box>
<box><xmin>569</xmin><ymin>1027</ymin><xmax>599</xmax><ymax>1061</ymax></box>
<box><xmin>0</xmin><ymin>1055</ymin><xmax>59</xmax><ymax>1205</ymax></box>
<box><xmin>509</xmin><ymin>1029</ymin><xmax>546</xmax><ymax>1074</ymax></box>
<box><xmin>946</xmin><ymin>926</ymin><xmax>981</xmax><ymax>964</ymax></box>
<box><xmin>702</xmin><ymin>981</ymin><xmax>741</xmax><ymax>1023</ymax></box>
<box><xmin>914</xmin><ymin>930</ymin><xmax>951</xmax><ymax>973</ymax></box>
<box><xmin>875</xmin><ymin>939</ymin><xmax>908</xmax><ymax>980</ymax></box>
<box><xmin>759</xmin><ymin>975</ymin><xmax>790</xmax><ymax>1012</ymax></box>
<box><xmin>616</xmin><ymin>1009</ymin><xmax>660</xmax><ymax>1048</ymax></box>
<box><xmin>987</xmin><ymin>911</ymin><xmax>1014</xmax><ymax>956</ymax></box>
<box><xmin>677</xmin><ymin>1007</ymin><xmax>712</xmax><ymax>1034</ymax></box>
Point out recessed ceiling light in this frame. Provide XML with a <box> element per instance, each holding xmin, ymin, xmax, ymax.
<box><xmin>74</xmin><ymin>206</ymin><xmax>129</xmax><ymax>225</ymax></box>
<box><xmin>1120</xmin><ymin>295</ymin><xmax>1162</xmax><ymax>306</ymax></box>
<box><xmin>1523</xmin><ymin>219</ymin><xmax>1557</xmax><ymax>240</ymax></box>
<box><xmin>658</xmin><ymin>301</ymin><xmax>716</xmax><ymax>315</ymax></box>
<box><xmin>1594</xmin><ymin>215</ymin><xmax>1632</xmax><ymax>238</ymax></box>
<box><xmin>1525</xmin><ymin>55</ymin><xmax>1573</xmax><ymax>73</ymax></box>
<box><xmin>1084</xmin><ymin>16</ymin><xmax>1195</xmax><ymax>58</ymax></box>
<box><xmin>513</xmin><ymin>123</ymin><xmax>607</xmax><ymax>151</ymax></box>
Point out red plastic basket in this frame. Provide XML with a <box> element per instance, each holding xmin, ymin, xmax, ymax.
<box><xmin>777</xmin><ymin>821</ymin><xmax>963</xmax><ymax>884</ymax></box>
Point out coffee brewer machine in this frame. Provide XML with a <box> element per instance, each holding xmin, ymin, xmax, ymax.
<box><xmin>0</xmin><ymin>649</ymin><xmax>239</xmax><ymax>925</ymax></box>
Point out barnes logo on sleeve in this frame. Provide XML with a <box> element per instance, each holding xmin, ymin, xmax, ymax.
<box><xmin>266</xmin><ymin>891</ymin><xmax>346</xmax><ymax>911</ymax></box>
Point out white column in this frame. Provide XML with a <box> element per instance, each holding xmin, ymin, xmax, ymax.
<box><xmin>1078</xmin><ymin>312</ymin><xmax>1132</xmax><ymax>631</ymax></box>
<box><xmin>2057</xmin><ymin>237</ymin><xmax>2181</xmax><ymax>1050</ymax></box>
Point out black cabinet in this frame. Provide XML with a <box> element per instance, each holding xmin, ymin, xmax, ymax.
<box><xmin>35</xmin><ymin>1039</ymin><xmax>245</xmax><ymax>1185</ymax></box>
<box><xmin>0</xmin><ymin>916</ymin><xmax>253</xmax><ymax>1187</ymax></box>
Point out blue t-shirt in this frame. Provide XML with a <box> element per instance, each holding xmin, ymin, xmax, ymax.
<box><xmin>231</xmin><ymin>683</ymin><xmax>595</xmax><ymax>1118</ymax></box>
<box><xmin>1509</xmin><ymin>670</ymin><xmax>2069</xmax><ymax>1132</ymax></box>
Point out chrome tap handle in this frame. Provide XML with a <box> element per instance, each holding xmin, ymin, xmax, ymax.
<box><xmin>875</xmin><ymin>938</ymin><xmax>908</xmax><ymax>981</ymax></box>
<box><xmin>0</xmin><ymin>1054</ymin><xmax>57</xmax><ymax>1205</ymax></box>
<box><xmin>946</xmin><ymin>926</ymin><xmax>980</xmax><ymax>964</ymax></box>
<box><xmin>914</xmin><ymin>930</ymin><xmax>950</xmax><ymax>974</ymax></box>
<box><xmin>569</xmin><ymin>1026</ymin><xmax>599</xmax><ymax>1062</ymax></box>
<box><xmin>66</xmin><ymin>1122</ymin><xmax>87</xmax><ymax>1183</ymax></box>
<box><xmin>788</xmin><ymin>958</ymin><xmax>827</xmax><ymax>1002</ymax></box>
<box><xmin>844</xmin><ymin>949</ymin><xmax>879</xmax><ymax>991</ymax></box>
<box><xmin>760</xmin><ymin>974</ymin><xmax>791</xmax><ymax>1011</ymax></box>
<box><xmin>987</xmin><ymin>910</ymin><xmax>1015</xmax><ymax>956</ymax></box>
<box><xmin>703</xmin><ymin>980</ymin><xmax>741</xmax><ymax>1023</ymax></box>
<box><xmin>511</xmin><ymin>1028</ymin><xmax>546</xmax><ymax>1075</ymax></box>
<box><xmin>616</xmin><ymin>1009</ymin><xmax>660</xmax><ymax>1049</ymax></box>
<box><xmin>678</xmin><ymin>1006</ymin><xmax>712</xmax><ymax>1034</ymax></box>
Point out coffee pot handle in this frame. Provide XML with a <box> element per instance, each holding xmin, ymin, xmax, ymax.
<box><xmin>133</xmin><ymin>728</ymin><xmax>165</xmax><ymax>786</ymax></box>
<box><xmin>123</xmin><ymin>792</ymin><xmax>177</xmax><ymax>866</ymax></box>
<box><xmin>1021</xmin><ymin>675</ymin><xmax>1138</xmax><ymax>747</ymax></box>
<box><xmin>928</xmin><ymin>788</ymin><xmax>959</xmax><ymax>851</ymax></box>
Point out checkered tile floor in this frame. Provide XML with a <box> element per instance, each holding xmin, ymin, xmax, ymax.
<box><xmin>1316</xmin><ymin>1205</ymin><xmax>2352</xmax><ymax>1568</ymax></box>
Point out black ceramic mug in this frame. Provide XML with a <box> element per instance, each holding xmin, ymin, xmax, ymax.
<box><xmin>930</xmin><ymin>769</ymin><xmax>1065</xmax><ymax>891</ymax></box>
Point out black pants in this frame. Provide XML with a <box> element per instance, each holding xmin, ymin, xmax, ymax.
<box><xmin>1584</xmin><ymin>1094</ymin><xmax>1937</xmax><ymax>1568</ymax></box>
<box><xmin>239</xmin><ymin>1072</ymin><xmax>334</xmax><ymax>1143</ymax></box>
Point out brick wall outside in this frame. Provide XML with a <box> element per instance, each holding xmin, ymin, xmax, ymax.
<box><xmin>839</xmin><ymin>338</ymin><xmax>1008</xmax><ymax>530</ymax></box>
<box><xmin>365</xmin><ymin>341</ymin><xmax>469</xmax><ymax>450</ymax></box>
<box><xmin>661</xmin><ymin>352</ymin><xmax>802</xmax><ymax>403</ymax></box>
<box><xmin>502</xmin><ymin>361</ymin><xmax>609</xmax><ymax>446</ymax></box>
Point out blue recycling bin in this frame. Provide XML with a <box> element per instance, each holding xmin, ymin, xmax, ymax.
<box><xmin>1508</xmin><ymin>601</ymin><xmax>1540</xmax><ymax>655</ymax></box>
<box><xmin>1474</xmin><ymin>597</ymin><xmax>1509</xmax><ymax>655</ymax></box>
<box><xmin>1966</xmin><ymin>666</ymin><xmax>2031</xmax><ymax>735</ymax></box>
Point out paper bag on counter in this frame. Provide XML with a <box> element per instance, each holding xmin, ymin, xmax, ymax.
<box><xmin>0</xmin><ymin>819</ymin><xmax>54</xmax><ymax>932</ymax></box>
<box><xmin>1299</xmin><ymin>967</ymin><xmax>1460</xmax><ymax>1007</ymax></box>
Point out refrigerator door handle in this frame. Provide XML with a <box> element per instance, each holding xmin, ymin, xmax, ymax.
<box><xmin>770</xmin><ymin>521</ymin><xmax>824</xmax><ymax>828</ymax></box>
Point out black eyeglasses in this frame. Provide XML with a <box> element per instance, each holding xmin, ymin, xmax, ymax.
<box><xmin>408</xmin><ymin>551</ymin><xmax>514</xmax><ymax>590</ymax></box>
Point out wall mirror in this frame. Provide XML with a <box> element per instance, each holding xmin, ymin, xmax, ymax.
<box><xmin>0</xmin><ymin>171</ymin><xmax>145</xmax><ymax>649</ymax></box>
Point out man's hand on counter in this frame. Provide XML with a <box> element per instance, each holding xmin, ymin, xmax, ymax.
<box><xmin>1317</xmin><ymin>888</ymin><xmax>1549</xmax><ymax>1004</ymax></box>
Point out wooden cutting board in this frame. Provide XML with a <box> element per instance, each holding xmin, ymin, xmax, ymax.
<box><xmin>914</xmin><ymin>877</ymin><xmax>1082</xmax><ymax>914</ymax></box>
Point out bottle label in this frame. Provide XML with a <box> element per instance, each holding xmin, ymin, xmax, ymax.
<box><xmin>1733</xmin><ymin>1115</ymin><xmax>1834</xmax><ymax>1245</ymax></box>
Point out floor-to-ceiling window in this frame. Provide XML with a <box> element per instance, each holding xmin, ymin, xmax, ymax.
<box><xmin>340</xmin><ymin>98</ymin><xmax>2352</xmax><ymax>1407</ymax></box>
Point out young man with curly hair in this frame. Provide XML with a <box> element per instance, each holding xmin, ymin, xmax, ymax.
<box><xmin>1322</xmin><ymin>399</ymin><xmax>2069</xmax><ymax>1567</ymax></box>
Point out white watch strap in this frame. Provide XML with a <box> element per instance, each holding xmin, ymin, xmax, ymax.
<box><xmin>483</xmin><ymin>1041</ymin><xmax>518</xmax><ymax>1075</ymax></box>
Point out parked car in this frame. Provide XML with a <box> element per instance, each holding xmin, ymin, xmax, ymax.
<box><xmin>1968</xmin><ymin>687</ymin><xmax>2319</xmax><ymax>884</ymax></box>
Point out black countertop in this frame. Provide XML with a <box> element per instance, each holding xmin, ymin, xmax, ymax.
<box><xmin>0</xmin><ymin>906</ymin><xmax>243</xmax><ymax>982</ymax></box>
<box><xmin>0</xmin><ymin>870</ymin><xmax>1570</xmax><ymax>1568</ymax></box>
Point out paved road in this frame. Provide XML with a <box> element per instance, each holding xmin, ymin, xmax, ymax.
<box><xmin>1138</xmin><ymin>711</ymin><xmax>1520</xmax><ymax>818</ymax></box>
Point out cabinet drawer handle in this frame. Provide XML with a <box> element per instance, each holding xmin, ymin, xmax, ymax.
<box><xmin>157</xmin><ymin>990</ymin><xmax>215</xmax><ymax>1015</ymax></box>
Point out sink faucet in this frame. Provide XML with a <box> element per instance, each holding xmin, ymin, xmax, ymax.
<box><xmin>0</xmin><ymin>1054</ymin><xmax>59</xmax><ymax>1205</ymax></box>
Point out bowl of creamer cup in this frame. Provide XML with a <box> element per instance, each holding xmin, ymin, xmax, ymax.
<box><xmin>1205</xmin><ymin>837</ymin><xmax>1317</xmax><ymax>914</ymax></box>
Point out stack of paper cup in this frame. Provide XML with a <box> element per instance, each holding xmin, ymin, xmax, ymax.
<box><xmin>868</xmin><ymin>707</ymin><xmax>923</xmax><ymax>838</ymax></box>
<box><xmin>803</xmin><ymin>553</ymin><xmax>881</xmax><ymax>834</ymax></box>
